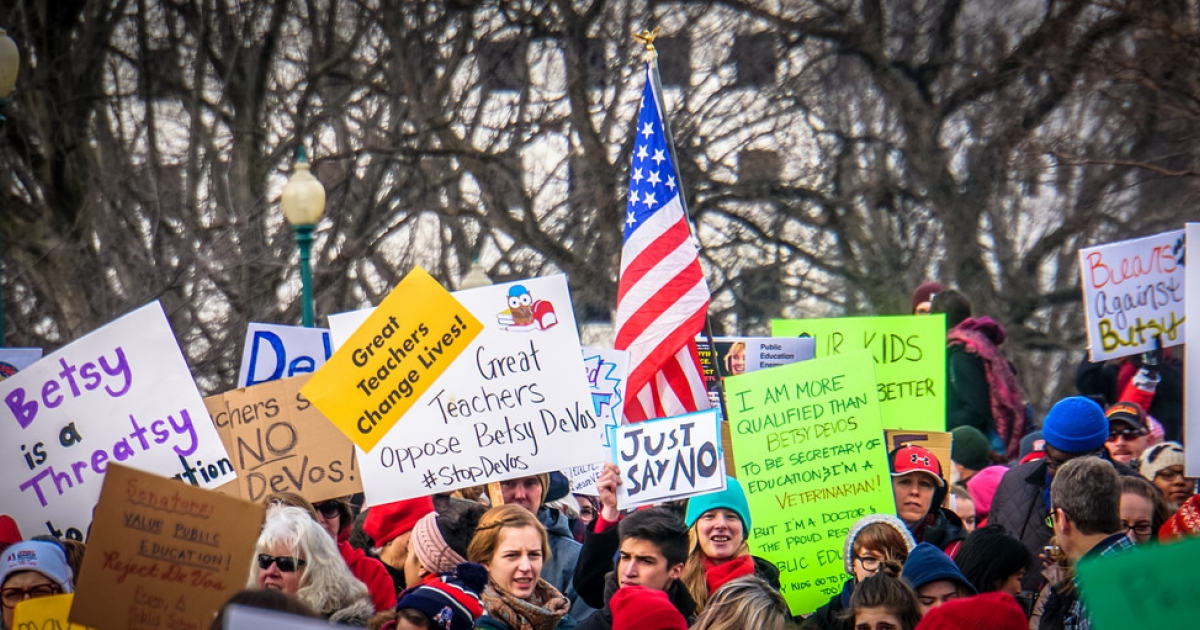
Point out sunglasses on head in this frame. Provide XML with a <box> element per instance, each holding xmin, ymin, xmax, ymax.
<box><xmin>313</xmin><ymin>501</ymin><xmax>343</xmax><ymax>519</ymax></box>
<box><xmin>257</xmin><ymin>554</ymin><xmax>306</xmax><ymax>572</ymax></box>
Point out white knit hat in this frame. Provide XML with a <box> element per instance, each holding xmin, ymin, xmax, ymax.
<box><xmin>1140</xmin><ymin>441</ymin><xmax>1185</xmax><ymax>482</ymax></box>
<box><xmin>842</xmin><ymin>513</ymin><xmax>916</xmax><ymax>574</ymax></box>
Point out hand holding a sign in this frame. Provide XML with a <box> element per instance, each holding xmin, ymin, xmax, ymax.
<box><xmin>596</xmin><ymin>463</ymin><xmax>621</xmax><ymax>522</ymax></box>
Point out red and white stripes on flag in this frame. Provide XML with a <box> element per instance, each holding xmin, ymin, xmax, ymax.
<box><xmin>614</xmin><ymin>61</ymin><xmax>712</xmax><ymax>423</ymax></box>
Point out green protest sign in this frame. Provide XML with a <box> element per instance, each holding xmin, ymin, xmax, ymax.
<box><xmin>772</xmin><ymin>315</ymin><xmax>946</xmax><ymax>431</ymax></box>
<box><xmin>1077</xmin><ymin>536</ymin><xmax>1200</xmax><ymax>630</ymax></box>
<box><xmin>726</xmin><ymin>350</ymin><xmax>894</xmax><ymax>615</ymax></box>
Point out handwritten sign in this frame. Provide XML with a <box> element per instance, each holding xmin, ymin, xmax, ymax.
<box><xmin>12</xmin><ymin>593</ymin><xmax>92</xmax><ymax>630</ymax></box>
<box><xmin>0</xmin><ymin>348</ymin><xmax>43</xmax><ymax>381</ymax></box>
<box><xmin>0</xmin><ymin>302</ymin><xmax>235</xmax><ymax>540</ymax></box>
<box><xmin>771</xmin><ymin>315</ymin><xmax>946</xmax><ymax>431</ymax></box>
<box><xmin>69</xmin><ymin>464</ymin><xmax>263</xmax><ymax>630</ymax></box>
<box><xmin>697</xmin><ymin>337</ymin><xmax>816</xmax><ymax>406</ymax></box>
<box><xmin>237</xmin><ymin>323</ymin><xmax>333</xmax><ymax>387</ymax></box>
<box><xmin>204</xmin><ymin>374</ymin><xmax>361</xmax><ymax>504</ymax></box>
<box><xmin>1078</xmin><ymin>229</ymin><xmax>1186</xmax><ymax>361</ymax></box>
<box><xmin>327</xmin><ymin>275</ymin><xmax>605</xmax><ymax>505</ymax></box>
<box><xmin>1187</xmin><ymin>224</ymin><xmax>1199</xmax><ymax>477</ymax></box>
<box><xmin>614</xmin><ymin>409</ymin><xmax>725</xmax><ymax>509</ymax></box>
<box><xmin>1077</xmin><ymin>532</ymin><xmax>1200</xmax><ymax>630</ymax></box>
<box><xmin>302</xmin><ymin>267</ymin><xmax>482</xmax><ymax>452</ymax></box>
<box><xmin>726</xmin><ymin>350</ymin><xmax>894</xmax><ymax>615</ymax></box>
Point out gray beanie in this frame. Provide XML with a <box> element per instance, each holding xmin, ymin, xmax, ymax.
<box><xmin>842</xmin><ymin>513</ymin><xmax>916</xmax><ymax>574</ymax></box>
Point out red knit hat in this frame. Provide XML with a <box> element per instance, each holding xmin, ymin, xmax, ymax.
<box><xmin>610</xmin><ymin>585</ymin><xmax>686</xmax><ymax>630</ymax></box>
<box><xmin>364</xmin><ymin>497</ymin><xmax>435</xmax><ymax>546</ymax></box>
<box><xmin>915</xmin><ymin>592</ymin><xmax>1027</xmax><ymax>630</ymax></box>
<box><xmin>1159</xmin><ymin>494</ymin><xmax>1200</xmax><ymax>543</ymax></box>
<box><xmin>0</xmin><ymin>516</ymin><xmax>21</xmax><ymax>547</ymax></box>
<box><xmin>911</xmin><ymin>281</ymin><xmax>945</xmax><ymax>312</ymax></box>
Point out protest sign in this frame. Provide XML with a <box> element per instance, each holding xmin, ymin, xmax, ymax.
<box><xmin>614</xmin><ymin>409</ymin><xmax>725</xmax><ymax>509</ymax></box>
<box><xmin>69</xmin><ymin>463</ymin><xmax>263</xmax><ymax>630</ymax></box>
<box><xmin>0</xmin><ymin>302</ymin><xmax>235</xmax><ymax>540</ymax></box>
<box><xmin>326</xmin><ymin>274</ymin><xmax>606</xmax><ymax>505</ymax></box>
<box><xmin>204</xmin><ymin>374</ymin><xmax>361</xmax><ymax>503</ymax></box>
<box><xmin>1188</xmin><ymin>224</ymin><xmax>1200</xmax><ymax>476</ymax></box>
<box><xmin>12</xmin><ymin>593</ymin><xmax>92</xmax><ymax>630</ymax></box>
<box><xmin>565</xmin><ymin>463</ymin><xmax>604</xmax><ymax>496</ymax></box>
<box><xmin>0</xmin><ymin>348</ymin><xmax>43</xmax><ymax>381</ymax></box>
<box><xmin>884</xmin><ymin>430</ymin><xmax>951</xmax><ymax>484</ymax></box>
<box><xmin>1077</xmin><ymin>533</ymin><xmax>1200</xmax><ymax>630</ymax></box>
<box><xmin>726</xmin><ymin>350</ymin><xmax>894</xmax><ymax>615</ymax></box>
<box><xmin>564</xmin><ymin>346</ymin><xmax>631</xmax><ymax>496</ymax></box>
<box><xmin>301</xmin><ymin>267</ymin><xmax>483</xmax><ymax>453</ymax></box>
<box><xmin>236</xmin><ymin>323</ymin><xmax>332</xmax><ymax>387</ymax></box>
<box><xmin>1078</xmin><ymin>229</ymin><xmax>1185</xmax><ymax>361</ymax></box>
<box><xmin>223</xmin><ymin>604</ymin><xmax>331</xmax><ymax>630</ymax></box>
<box><xmin>771</xmin><ymin>315</ymin><xmax>946</xmax><ymax>431</ymax></box>
<box><xmin>697</xmin><ymin>337</ymin><xmax>816</xmax><ymax>407</ymax></box>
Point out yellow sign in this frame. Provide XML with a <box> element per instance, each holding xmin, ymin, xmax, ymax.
<box><xmin>301</xmin><ymin>267</ymin><xmax>482</xmax><ymax>452</ymax></box>
<box><xmin>12</xmin><ymin>593</ymin><xmax>93</xmax><ymax>630</ymax></box>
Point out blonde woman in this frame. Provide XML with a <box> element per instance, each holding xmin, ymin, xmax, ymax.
<box><xmin>679</xmin><ymin>478</ymin><xmax>780</xmax><ymax>613</ymax></box>
<box><xmin>690</xmin><ymin>576</ymin><xmax>790</xmax><ymax>630</ymax></box>
<box><xmin>467</xmin><ymin>504</ymin><xmax>573</xmax><ymax>630</ymax></box>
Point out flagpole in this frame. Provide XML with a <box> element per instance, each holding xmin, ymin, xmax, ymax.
<box><xmin>634</xmin><ymin>29</ymin><xmax>732</xmax><ymax>426</ymax></box>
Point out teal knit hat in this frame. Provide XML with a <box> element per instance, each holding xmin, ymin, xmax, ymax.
<box><xmin>684</xmin><ymin>477</ymin><xmax>751</xmax><ymax>532</ymax></box>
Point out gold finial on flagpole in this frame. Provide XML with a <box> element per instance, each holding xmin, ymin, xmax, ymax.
<box><xmin>634</xmin><ymin>27</ymin><xmax>661</xmax><ymax>61</ymax></box>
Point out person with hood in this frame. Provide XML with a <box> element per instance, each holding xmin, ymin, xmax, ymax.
<box><xmin>1</xmin><ymin>540</ymin><xmax>74</xmax><ymax>630</ymax></box>
<box><xmin>250</xmin><ymin>506</ymin><xmax>376</xmax><ymax>625</ymax></box>
<box><xmin>264</xmin><ymin>492</ymin><xmax>398</xmax><ymax>613</ymax></box>
<box><xmin>900</xmin><ymin>543</ymin><xmax>976</xmax><ymax>617</ymax></box>
<box><xmin>988</xmin><ymin>396</ymin><xmax>1139</xmax><ymax>594</ymax></box>
<box><xmin>802</xmin><ymin>514</ymin><xmax>915</xmax><ymax>630</ymax></box>
<box><xmin>964</xmin><ymin>465</ymin><xmax>1007</xmax><ymax>528</ymax></box>
<box><xmin>498</xmin><ymin>473</ymin><xmax>582</xmax><ymax>597</ymax></box>
<box><xmin>680</xmin><ymin>477</ymin><xmax>781</xmax><ymax>613</ymax></box>
<box><xmin>889</xmin><ymin>445</ymin><xmax>967</xmax><ymax>556</ymax></box>
<box><xmin>930</xmin><ymin>291</ymin><xmax>1028</xmax><ymax>458</ymax></box>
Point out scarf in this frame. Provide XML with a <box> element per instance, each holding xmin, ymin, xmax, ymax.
<box><xmin>481</xmin><ymin>579</ymin><xmax>569</xmax><ymax>630</ymax></box>
<box><xmin>948</xmin><ymin>317</ymin><xmax>1028</xmax><ymax>459</ymax></box>
<box><xmin>703</xmin><ymin>554</ymin><xmax>755</xmax><ymax>595</ymax></box>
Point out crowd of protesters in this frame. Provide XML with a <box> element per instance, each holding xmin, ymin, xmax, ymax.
<box><xmin>1</xmin><ymin>282</ymin><xmax>1195</xmax><ymax>630</ymax></box>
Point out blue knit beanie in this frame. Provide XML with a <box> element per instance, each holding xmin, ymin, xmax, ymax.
<box><xmin>900</xmin><ymin>543</ymin><xmax>976</xmax><ymax>593</ymax></box>
<box><xmin>684</xmin><ymin>477</ymin><xmax>751</xmax><ymax>532</ymax></box>
<box><xmin>1042</xmin><ymin>396</ymin><xmax>1108</xmax><ymax>453</ymax></box>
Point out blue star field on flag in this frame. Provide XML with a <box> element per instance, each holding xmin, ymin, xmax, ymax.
<box><xmin>624</xmin><ymin>74</ymin><xmax>680</xmax><ymax>242</ymax></box>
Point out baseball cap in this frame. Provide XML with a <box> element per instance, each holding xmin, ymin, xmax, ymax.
<box><xmin>889</xmin><ymin>445</ymin><xmax>945</xmax><ymax>487</ymax></box>
<box><xmin>1105</xmin><ymin>402</ymin><xmax>1148</xmax><ymax>434</ymax></box>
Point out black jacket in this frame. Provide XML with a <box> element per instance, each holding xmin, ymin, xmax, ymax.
<box><xmin>799</xmin><ymin>578</ymin><xmax>852</xmax><ymax>630</ymax></box>
<box><xmin>914</xmin><ymin>507</ymin><xmax>968</xmax><ymax>552</ymax></box>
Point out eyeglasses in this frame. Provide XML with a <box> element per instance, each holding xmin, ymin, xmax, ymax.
<box><xmin>854</xmin><ymin>556</ymin><xmax>883</xmax><ymax>572</ymax></box>
<box><xmin>257</xmin><ymin>554</ymin><xmax>307</xmax><ymax>572</ymax></box>
<box><xmin>313</xmin><ymin>501</ymin><xmax>342</xmax><ymax>519</ymax></box>
<box><xmin>1</xmin><ymin>584</ymin><xmax>61</xmax><ymax>609</ymax></box>
<box><xmin>1157</xmin><ymin>467</ymin><xmax>1187</xmax><ymax>482</ymax></box>
<box><xmin>1108</xmin><ymin>427</ymin><xmax>1146</xmax><ymax>441</ymax></box>
<box><xmin>1122</xmin><ymin>520</ymin><xmax>1153</xmax><ymax>536</ymax></box>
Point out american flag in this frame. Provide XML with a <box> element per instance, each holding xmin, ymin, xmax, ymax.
<box><xmin>614</xmin><ymin>61</ymin><xmax>712</xmax><ymax>423</ymax></box>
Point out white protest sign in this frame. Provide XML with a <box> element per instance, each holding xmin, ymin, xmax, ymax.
<box><xmin>326</xmin><ymin>275</ymin><xmax>604</xmax><ymax>505</ymax></box>
<box><xmin>1079</xmin><ymin>229</ymin><xmax>1186</xmax><ymax>361</ymax></box>
<box><xmin>237</xmin><ymin>323</ymin><xmax>333</xmax><ymax>387</ymax></box>
<box><xmin>223</xmin><ymin>604</ymin><xmax>331</xmax><ymax>630</ymax></box>
<box><xmin>0</xmin><ymin>302</ymin><xmax>235</xmax><ymax>539</ymax></box>
<box><xmin>614</xmin><ymin>408</ymin><xmax>726</xmax><ymax>510</ymax></box>
<box><xmin>567</xmin><ymin>346</ymin><xmax>631</xmax><ymax>496</ymax></box>
<box><xmin>1186</xmin><ymin>224</ymin><xmax>1199</xmax><ymax>476</ymax></box>
<box><xmin>0</xmin><ymin>348</ymin><xmax>44</xmax><ymax>381</ymax></box>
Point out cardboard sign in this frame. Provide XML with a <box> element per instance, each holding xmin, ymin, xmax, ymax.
<box><xmin>69</xmin><ymin>464</ymin><xmax>264</xmax><ymax>630</ymax></box>
<box><xmin>301</xmin><ymin>267</ymin><xmax>483</xmax><ymax>452</ymax></box>
<box><xmin>0</xmin><ymin>302</ymin><xmax>235</xmax><ymax>540</ymax></box>
<box><xmin>884</xmin><ymin>430</ymin><xmax>952</xmax><ymax>486</ymax></box>
<box><xmin>0</xmin><ymin>348</ymin><xmax>44</xmax><ymax>381</ymax></box>
<box><xmin>771</xmin><ymin>315</ymin><xmax>946</xmax><ymax>431</ymax></box>
<box><xmin>1188</xmin><ymin>224</ymin><xmax>1200</xmax><ymax>476</ymax></box>
<box><xmin>205</xmin><ymin>374</ymin><xmax>362</xmax><ymax>504</ymax></box>
<box><xmin>614</xmin><ymin>409</ymin><xmax>725</xmax><ymax>509</ymax></box>
<box><xmin>697</xmin><ymin>337</ymin><xmax>816</xmax><ymax>406</ymax></box>
<box><xmin>327</xmin><ymin>275</ymin><xmax>606</xmax><ymax>505</ymax></box>
<box><xmin>12</xmin><ymin>593</ymin><xmax>92</xmax><ymax>630</ymax></box>
<box><xmin>726</xmin><ymin>350</ymin><xmax>895</xmax><ymax>615</ymax></box>
<box><xmin>237</xmin><ymin>323</ymin><xmax>333</xmax><ymax>387</ymax></box>
<box><xmin>1077</xmin><ymin>533</ymin><xmax>1200</xmax><ymax>630</ymax></box>
<box><xmin>1078</xmin><ymin>229</ymin><xmax>1186</xmax><ymax>361</ymax></box>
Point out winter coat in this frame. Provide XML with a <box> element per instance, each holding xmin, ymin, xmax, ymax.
<box><xmin>325</xmin><ymin>596</ymin><xmax>376</xmax><ymax>626</ymax></box>
<box><xmin>990</xmin><ymin>457</ymin><xmax>1139</xmax><ymax>593</ymax></box>
<box><xmin>475</xmin><ymin>614</ymin><xmax>577</xmax><ymax>630</ymax></box>
<box><xmin>338</xmin><ymin>540</ymin><xmax>396</xmax><ymax>612</ymax></box>
<box><xmin>538</xmin><ymin>506</ymin><xmax>583</xmax><ymax>596</ymax></box>
<box><xmin>913</xmin><ymin>507</ymin><xmax>968</xmax><ymax>557</ymax></box>
<box><xmin>799</xmin><ymin>578</ymin><xmax>852</xmax><ymax>630</ymax></box>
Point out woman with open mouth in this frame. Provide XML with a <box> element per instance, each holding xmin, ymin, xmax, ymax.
<box><xmin>469</xmin><ymin>504</ymin><xmax>573</xmax><ymax>630</ymax></box>
<box><xmin>678</xmin><ymin>477</ymin><xmax>782</xmax><ymax>613</ymax></box>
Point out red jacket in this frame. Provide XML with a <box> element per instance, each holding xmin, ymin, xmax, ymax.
<box><xmin>339</xmin><ymin>540</ymin><xmax>396</xmax><ymax>612</ymax></box>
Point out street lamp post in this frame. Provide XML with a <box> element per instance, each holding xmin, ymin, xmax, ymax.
<box><xmin>0</xmin><ymin>27</ymin><xmax>20</xmax><ymax>345</ymax></box>
<box><xmin>280</xmin><ymin>146</ymin><xmax>326</xmax><ymax>328</ymax></box>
